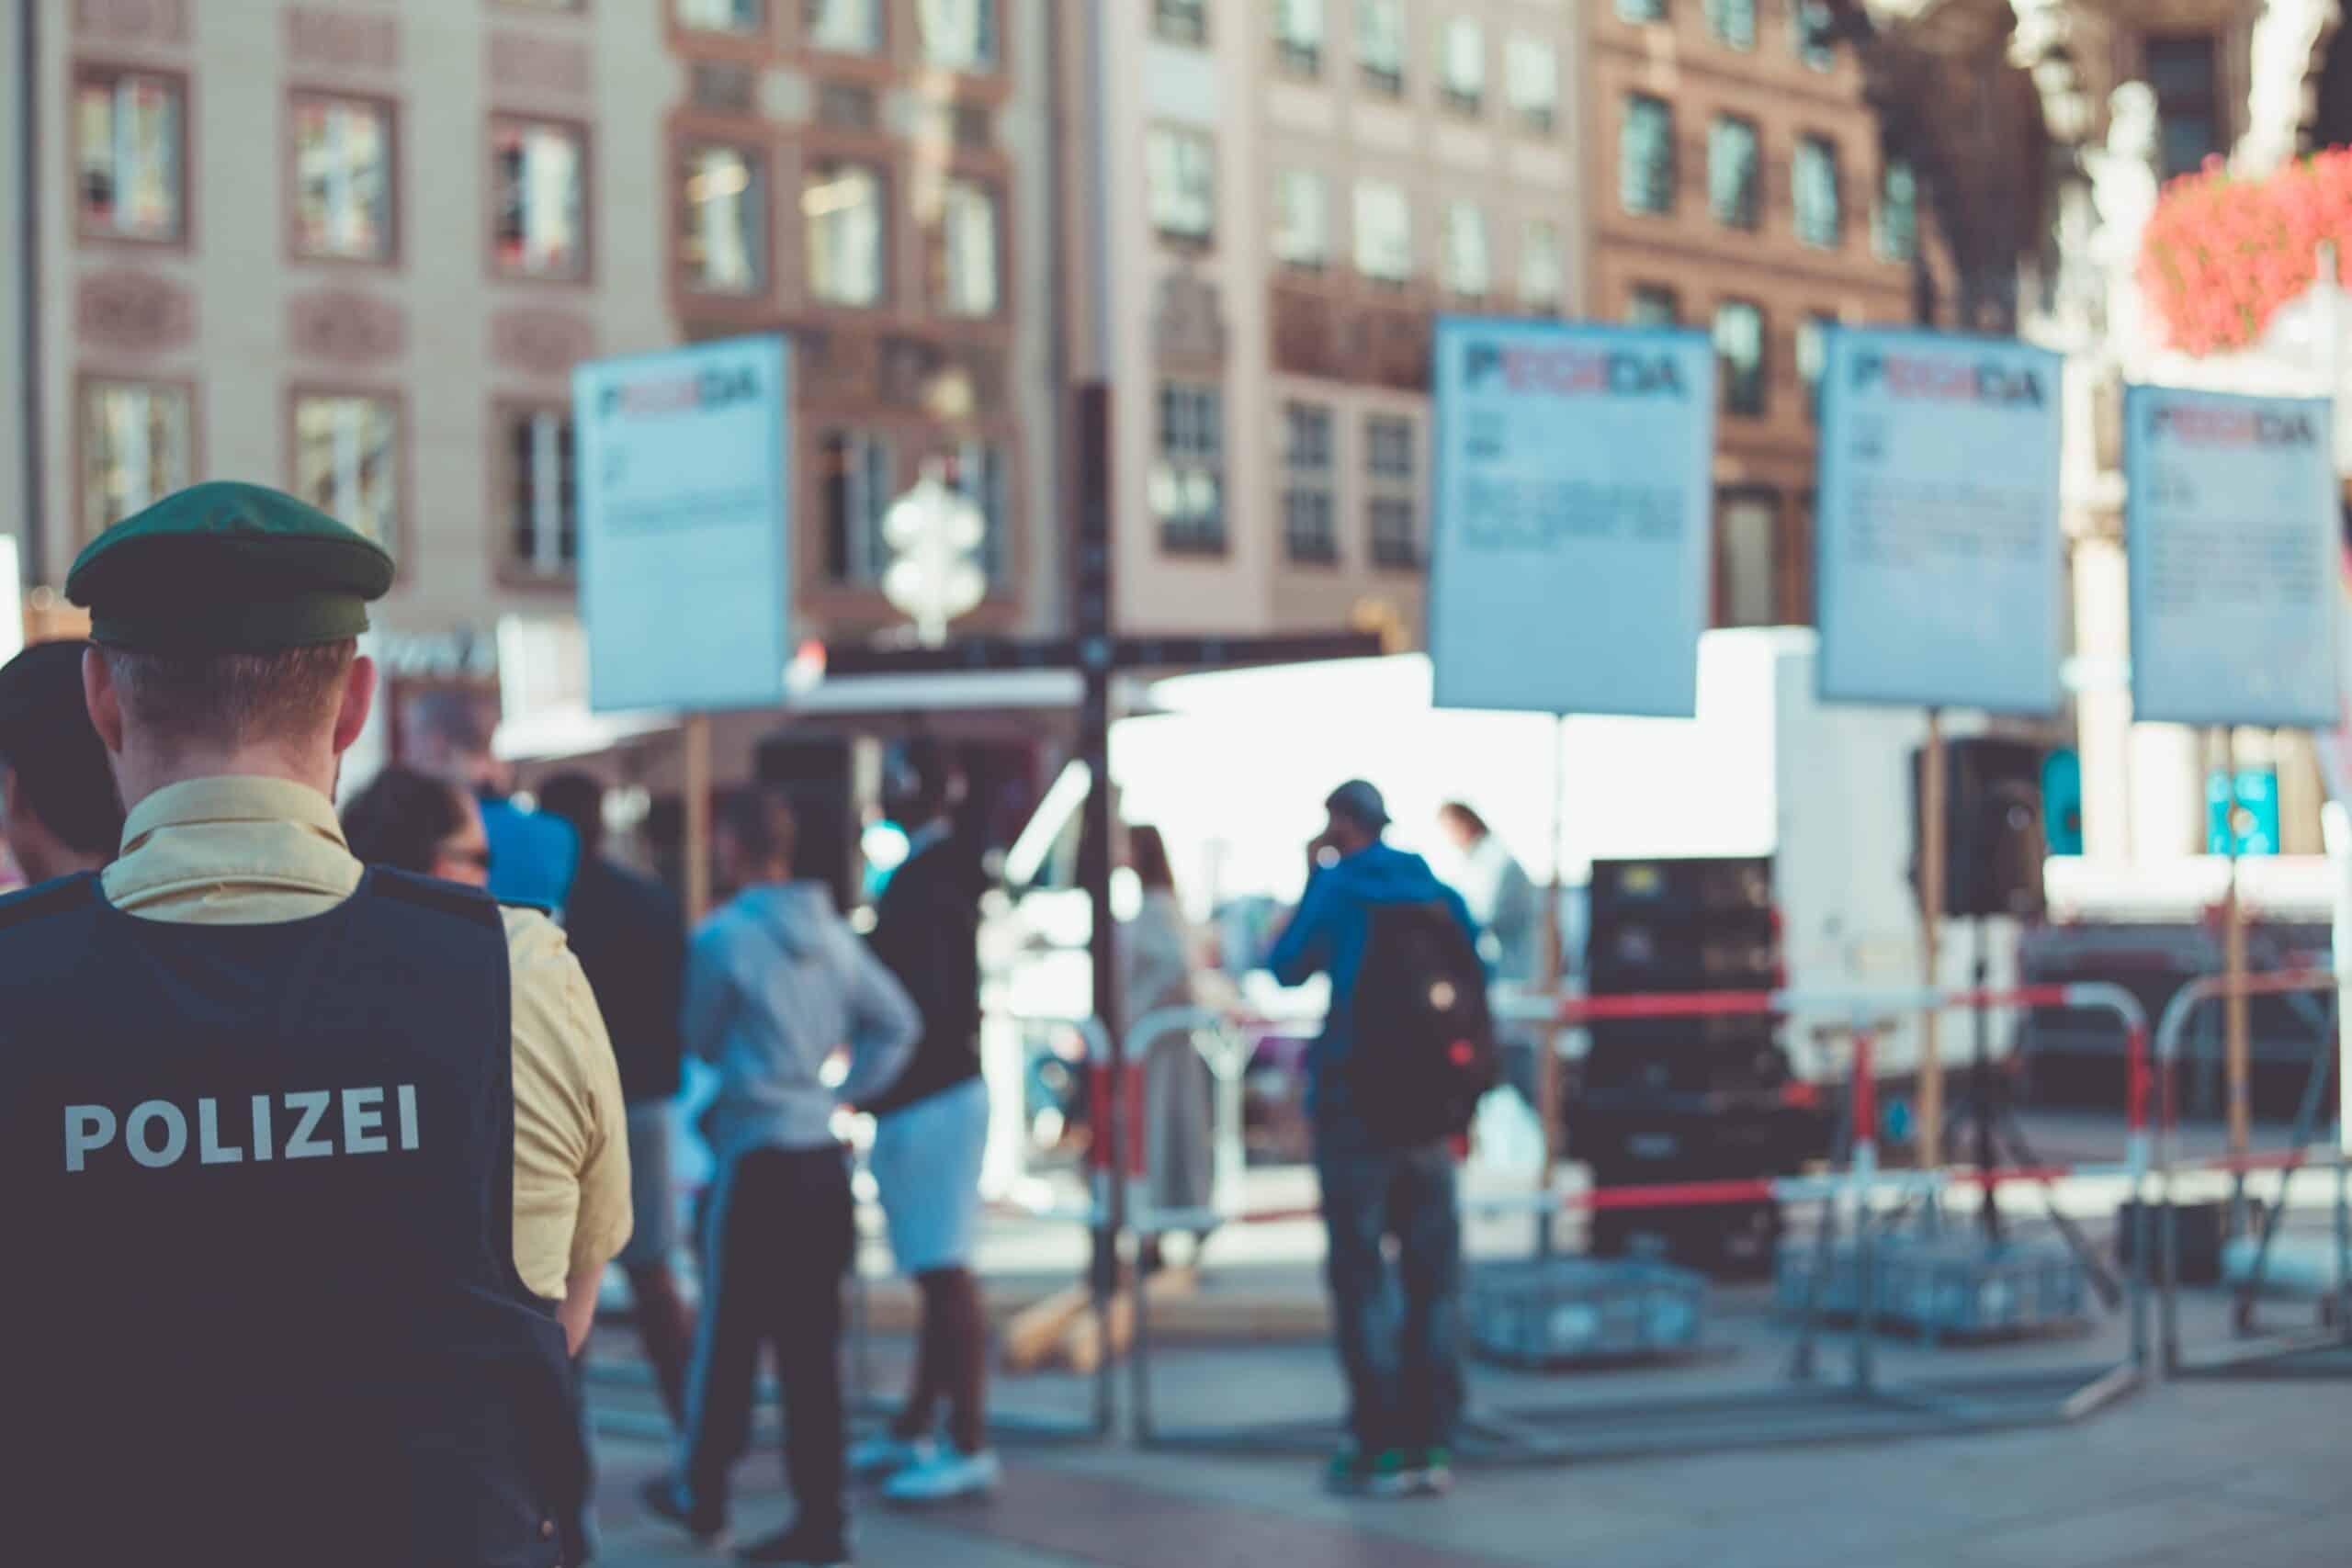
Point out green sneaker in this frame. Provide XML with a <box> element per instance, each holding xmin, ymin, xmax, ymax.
<box><xmin>1410</xmin><ymin>1447</ymin><xmax>1455</xmax><ymax>1497</ymax></box>
<box><xmin>1325</xmin><ymin>1447</ymin><xmax>1416</xmax><ymax>1498</ymax></box>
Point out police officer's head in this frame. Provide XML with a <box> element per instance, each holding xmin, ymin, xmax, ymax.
<box><xmin>64</xmin><ymin>482</ymin><xmax>390</xmax><ymax>811</ymax></box>
<box><xmin>0</xmin><ymin>639</ymin><xmax>125</xmax><ymax>882</ymax></box>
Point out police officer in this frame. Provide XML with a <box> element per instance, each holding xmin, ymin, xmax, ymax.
<box><xmin>0</xmin><ymin>483</ymin><xmax>633</xmax><ymax>1566</ymax></box>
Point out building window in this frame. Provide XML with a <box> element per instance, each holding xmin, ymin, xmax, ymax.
<box><xmin>292</xmin><ymin>393</ymin><xmax>401</xmax><ymax>553</ymax></box>
<box><xmin>289</xmin><ymin>94</ymin><xmax>394</xmax><ymax>264</ymax></box>
<box><xmin>1792</xmin><ymin>0</ymin><xmax>1835</xmax><ymax>70</ymax></box>
<box><xmin>1442</xmin><ymin>203</ymin><xmax>1490</xmax><ymax>300</ymax></box>
<box><xmin>678</xmin><ymin>0</ymin><xmax>765</xmax><ymax>34</ymax></box>
<box><xmin>918</xmin><ymin>0</ymin><xmax>998</xmax><ymax>73</ymax></box>
<box><xmin>820</xmin><ymin>431</ymin><xmax>894</xmax><ymax>583</ymax></box>
<box><xmin>1710</xmin><ymin>115</ymin><xmax>1760</xmax><ymax>230</ymax></box>
<box><xmin>81</xmin><ymin>379</ymin><xmax>193</xmax><ymax>539</ymax></box>
<box><xmin>805</xmin><ymin>161</ymin><xmax>887</xmax><ymax>306</ymax></box>
<box><xmin>1283</xmin><ymin>403</ymin><xmax>1338</xmax><ymax>566</ymax></box>
<box><xmin>1795</xmin><ymin>135</ymin><xmax>1841</xmax><ymax>248</ymax></box>
<box><xmin>1273</xmin><ymin>0</ymin><xmax>1324</xmax><ymax>77</ymax></box>
<box><xmin>1621</xmin><ymin>95</ymin><xmax>1675</xmax><ymax>216</ymax></box>
<box><xmin>1797</xmin><ymin>311</ymin><xmax>1835</xmax><ymax>422</ymax></box>
<box><xmin>1148</xmin><ymin>128</ymin><xmax>1216</xmax><ymax>244</ymax></box>
<box><xmin>1273</xmin><ymin>168</ymin><xmax>1330</xmax><ymax>271</ymax></box>
<box><xmin>1365</xmin><ymin>414</ymin><xmax>1418</xmax><ymax>570</ymax></box>
<box><xmin>1154</xmin><ymin>384</ymin><xmax>1227</xmax><ymax>556</ymax></box>
<box><xmin>680</xmin><ymin>143</ymin><xmax>768</xmax><ymax>295</ymax></box>
<box><xmin>1615</xmin><ymin>0</ymin><xmax>1668</xmax><ymax>20</ymax></box>
<box><xmin>74</xmin><ymin>68</ymin><xmax>185</xmax><ymax>243</ymax></box>
<box><xmin>1441</xmin><ymin>17</ymin><xmax>1486</xmax><ymax>116</ymax></box>
<box><xmin>1627</xmin><ymin>282</ymin><xmax>1679</xmax><ymax>327</ymax></box>
<box><xmin>1874</xmin><ymin>155</ymin><xmax>1918</xmax><ymax>262</ymax></box>
<box><xmin>1155</xmin><ymin>0</ymin><xmax>1208</xmax><ymax>45</ymax></box>
<box><xmin>1713</xmin><ymin>299</ymin><xmax>1766</xmax><ymax>418</ymax></box>
<box><xmin>1358</xmin><ymin>0</ymin><xmax>1406</xmax><ymax>96</ymax></box>
<box><xmin>492</xmin><ymin>118</ymin><xmax>588</xmax><ymax>280</ymax></box>
<box><xmin>947</xmin><ymin>441</ymin><xmax>1012</xmax><ymax>585</ymax></box>
<box><xmin>2148</xmin><ymin>34</ymin><xmax>2221</xmax><ymax>182</ymax></box>
<box><xmin>935</xmin><ymin>176</ymin><xmax>1001</xmax><ymax>318</ymax></box>
<box><xmin>1718</xmin><ymin>491</ymin><xmax>1778</xmax><ymax>627</ymax></box>
<box><xmin>1521</xmin><ymin>220</ymin><xmax>1563</xmax><ymax>314</ymax></box>
<box><xmin>1354</xmin><ymin>179</ymin><xmax>1411</xmax><ymax>285</ymax></box>
<box><xmin>808</xmin><ymin>0</ymin><xmax>883</xmax><ymax>53</ymax></box>
<box><xmin>1704</xmin><ymin>0</ymin><xmax>1755</xmax><ymax>50</ymax></box>
<box><xmin>1506</xmin><ymin>36</ymin><xmax>1559</xmax><ymax>134</ymax></box>
<box><xmin>503</xmin><ymin>406</ymin><xmax>577</xmax><ymax>580</ymax></box>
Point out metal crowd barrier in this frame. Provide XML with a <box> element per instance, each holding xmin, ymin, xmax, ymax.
<box><xmin>2153</xmin><ymin>970</ymin><xmax>2352</xmax><ymax>1380</ymax></box>
<box><xmin>1124</xmin><ymin>983</ymin><xmax>2151</xmax><ymax>1465</ymax></box>
<box><xmin>590</xmin><ymin>1013</ymin><xmax>1120</xmax><ymax>1448</ymax></box>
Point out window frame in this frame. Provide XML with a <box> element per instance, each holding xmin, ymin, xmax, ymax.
<box><xmin>1520</xmin><ymin>219</ymin><xmax>1563</xmax><ymax>315</ymax></box>
<box><xmin>1709</xmin><ymin>112</ymin><xmax>1762</xmax><ymax>231</ymax></box>
<box><xmin>1153</xmin><ymin>0</ymin><xmax>1210</xmax><ymax>47</ymax></box>
<box><xmin>1713</xmin><ymin>298</ymin><xmax>1768</xmax><ymax>420</ymax></box>
<box><xmin>816</xmin><ymin>427</ymin><xmax>899</xmax><ymax>585</ymax></box>
<box><xmin>1363</xmin><ymin>412</ymin><xmax>1419</xmax><ymax>572</ymax></box>
<box><xmin>1505</xmin><ymin>33</ymin><xmax>1559</xmax><ymax>136</ymax></box>
<box><xmin>492</xmin><ymin>398</ymin><xmax>581</xmax><ymax>589</ymax></box>
<box><xmin>285</xmin><ymin>87</ymin><xmax>401</xmax><ymax>268</ymax></box>
<box><xmin>1873</xmin><ymin>154</ymin><xmax>1919</xmax><ymax>264</ymax></box>
<box><xmin>668</xmin><ymin>0</ymin><xmax>785</xmax><ymax>63</ymax></box>
<box><xmin>1353</xmin><ymin>177</ymin><xmax>1413</xmax><ymax>287</ymax></box>
<box><xmin>1794</xmin><ymin>133</ymin><xmax>1842</xmax><ymax>250</ymax></box>
<box><xmin>1797</xmin><ymin>310</ymin><xmax>1837</xmax><ymax>424</ymax></box>
<box><xmin>1272</xmin><ymin>0</ymin><xmax>1326</xmax><ymax>79</ymax></box>
<box><xmin>1626</xmin><ymin>282</ymin><xmax>1681</xmax><ymax>328</ymax></box>
<box><xmin>1273</xmin><ymin>167</ymin><xmax>1332</xmax><ymax>273</ymax></box>
<box><xmin>1620</xmin><ymin>93</ymin><xmax>1676</xmax><ymax>217</ymax></box>
<box><xmin>802</xmin><ymin>155</ymin><xmax>893</xmax><ymax>309</ymax></box>
<box><xmin>676</xmin><ymin>135</ymin><xmax>775</xmax><ymax>299</ymax></box>
<box><xmin>1154</xmin><ymin>381</ymin><xmax>1228</xmax><ymax>558</ymax></box>
<box><xmin>1282</xmin><ymin>400</ymin><xmax>1340</xmax><ymax>568</ymax></box>
<box><xmin>1791</xmin><ymin>0</ymin><xmax>1836</xmax><ymax>71</ymax></box>
<box><xmin>486</xmin><ymin>112</ymin><xmax>594</xmax><ymax>286</ymax></box>
<box><xmin>1614</xmin><ymin>0</ymin><xmax>1668</xmax><ymax>22</ymax></box>
<box><xmin>1439</xmin><ymin>16</ymin><xmax>1487</xmax><ymax>118</ymax></box>
<box><xmin>73</xmin><ymin>62</ymin><xmax>192</xmax><ymax>250</ymax></box>
<box><xmin>1441</xmin><ymin>200</ymin><xmax>1490</xmax><ymax>302</ymax></box>
<box><xmin>916</xmin><ymin>0</ymin><xmax>1002</xmax><ymax>77</ymax></box>
<box><xmin>1714</xmin><ymin>485</ymin><xmax>1781</xmax><ymax>629</ymax></box>
<box><xmin>932</xmin><ymin>172</ymin><xmax>1006</xmax><ymax>321</ymax></box>
<box><xmin>1704</xmin><ymin>0</ymin><xmax>1757</xmax><ymax>51</ymax></box>
<box><xmin>287</xmin><ymin>384</ymin><xmax>409</xmax><ymax>561</ymax></box>
<box><xmin>804</xmin><ymin>0</ymin><xmax>888</xmax><ymax>58</ymax></box>
<box><xmin>1147</xmin><ymin>125</ymin><xmax>1218</xmax><ymax>247</ymax></box>
<box><xmin>75</xmin><ymin>372</ymin><xmax>200</xmax><ymax>544</ymax></box>
<box><xmin>1357</xmin><ymin>0</ymin><xmax>1407</xmax><ymax>96</ymax></box>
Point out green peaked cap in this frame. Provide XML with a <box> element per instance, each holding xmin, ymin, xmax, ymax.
<box><xmin>66</xmin><ymin>481</ymin><xmax>395</xmax><ymax>653</ymax></box>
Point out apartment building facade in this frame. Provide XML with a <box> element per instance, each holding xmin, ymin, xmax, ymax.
<box><xmin>1589</xmin><ymin>0</ymin><xmax>1936</xmax><ymax>630</ymax></box>
<box><xmin>12</xmin><ymin>0</ymin><xmax>1057</xmax><ymax>688</ymax></box>
<box><xmin>1062</xmin><ymin>0</ymin><xmax>1590</xmax><ymax>641</ymax></box>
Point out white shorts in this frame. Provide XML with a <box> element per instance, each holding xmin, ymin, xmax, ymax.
<box><xmin>869</xmin><ymin>1077</ymin><xmax>989</xmax><ymax>1276</ymax></box>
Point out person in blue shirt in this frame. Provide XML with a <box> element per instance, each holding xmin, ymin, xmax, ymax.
<box><xmin>1268</xmin><ymin>780</ymin><xmax>1478</xmax><ymax>1500</ymax></box>
<box><xmin>406</xmin><ymin>688</ymin><xmax>578</xmax><ymax>911</ymax></box>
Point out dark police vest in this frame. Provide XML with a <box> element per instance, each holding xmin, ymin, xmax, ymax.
<box><xmin>0</xmin><ymin>868</ymin><xmax>582</xmax><ymax>1568</ymax></box>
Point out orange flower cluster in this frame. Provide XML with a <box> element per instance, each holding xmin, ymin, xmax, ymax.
<box><xmin>2139</xmin><ymin>148</ymin><xmax>2352</xmax><ymax>355</ymax></box>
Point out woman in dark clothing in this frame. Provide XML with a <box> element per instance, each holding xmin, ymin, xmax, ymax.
<box><xmin>340</xmin><ymin>765</ymin><xmax>492</xmax><ymax>886</ymax></box>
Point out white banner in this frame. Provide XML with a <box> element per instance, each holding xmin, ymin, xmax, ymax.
<box><xmin>1428</xmin><ymin>318</ymin><xmax>1715</xmax><ymax>716</ymax></box>
<box><xmin>2125</xmin><ymin>386</ymin><xmax>2339</xmax><ymax>729</ymax></box>
<box><xmin>1815</xmin><ymin>328</ymin><xmax>2065</xmax><ymax>715</ymax></box>
<box><xmin>573</xmin><ymin>336</ymin><xmax>792</xmax><ymax>714</ymax></box>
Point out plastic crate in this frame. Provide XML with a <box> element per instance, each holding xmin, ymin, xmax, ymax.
<box><xmin>1775</xmin><ymin>1235</ymin><xmax>2090</xmax><ymax>1343</ymax></box>
<box><xmin>1467</xmin><ymin>1257</ymin><xmax>1708</xmax><ymax>1369</ymax></box>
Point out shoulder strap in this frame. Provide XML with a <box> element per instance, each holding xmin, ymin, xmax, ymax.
<box><xmin>0</xmin><ymin>873</ymin><xmax>99</xmax><ymax>933</ymax></box>
<box><xmin>363</xmin><ymin>865</ymin><xmax>505</xmax><ymax>932</ymax></box>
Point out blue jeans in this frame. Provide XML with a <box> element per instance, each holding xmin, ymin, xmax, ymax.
<box><xmin>1313</xmin><ymin>1114</ymin><xmax>1464</xmax><ymax>1454</ymax></box>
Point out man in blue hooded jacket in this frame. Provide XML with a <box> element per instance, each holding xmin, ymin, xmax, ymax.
<box><xmin>1269</xmin><ymin>780</ymin><xmax>1478</xmax><ymax>1498</ymax></box>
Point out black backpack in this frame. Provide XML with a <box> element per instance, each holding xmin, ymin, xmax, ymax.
<box><xmin>1349</xmin><ymin>899</ymin><xmax>1499</xmax><ymax>1146</ymax></box>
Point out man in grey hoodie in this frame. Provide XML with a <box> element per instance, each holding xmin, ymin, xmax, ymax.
<box><xmin>643</xmin><ymin>791</ymin><xmax>919</xmax><ymax>1566</ymax></box>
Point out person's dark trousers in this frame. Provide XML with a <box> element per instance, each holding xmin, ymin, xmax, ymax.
<box><xmin>1312</xmin><ymin>1111</ymin><xmax>1464</xmax><ymax>1455</ymax></box>
<box><xmin>680</xmin><ymin>1144</ymin><xmax>856</xmax><ymax>1540</ymax></box>
<box><xmin>627</xmin><ymin>1260</ymin><xmax>696</xmax><ymax>1424</ymax></box>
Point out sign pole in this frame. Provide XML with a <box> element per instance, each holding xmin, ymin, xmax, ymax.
<box><xmin>2222</xmin><ymin>727</ymin><xmax>2252</xmax><ymax>1173</ymax></box>
<box><xmin>1919</xmin><ymin>708</ymin><xmax>1947</xmax><ymax>1174</ymax></box>
<box><xmin>1536</xmin><ymin>714</ymin><xmax>1569</xmax><ymax>1260</ymax></box>
<box><xmin>683</xmin><ymin>712</ymin><xmax>712</xmax><ymax>924</ymax></box>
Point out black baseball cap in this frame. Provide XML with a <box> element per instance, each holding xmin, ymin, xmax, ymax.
<box><xmin>0</xmin><ymin>639</ymin><xmax>124</xmax><ymax>860</ymax></box>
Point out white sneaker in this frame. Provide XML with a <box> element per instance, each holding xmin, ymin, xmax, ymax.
<box><xmin>847</xmin><ymin>1432</ymin><xmax>933</xmax><ymax>1481</ymax></box>
<box><xmin>880</xmin><ymin>1446</ymin><xmax>1002</xmax><ymax>1505</ymax></box>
